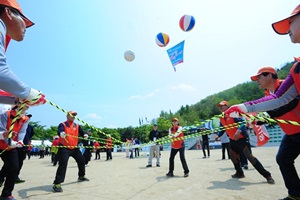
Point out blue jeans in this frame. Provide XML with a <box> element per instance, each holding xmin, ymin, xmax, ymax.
<box><xmin>276</xmin><ymin>134</ymin><xmax>300</xmax><ymax>197</ymax></box>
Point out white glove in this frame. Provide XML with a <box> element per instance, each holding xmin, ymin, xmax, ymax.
<box><xmin>84</xmin><ymin>134</ymin><xmax>88</xmax><ymax>138</ymax></box>
<box><xmin>60</xmin><ymin>132</ymin><xmax>66</xmax><ymax>138</ymax></box>
<box><xmin>9</xmin><ymin>140</ymin><xmax>24</xmax><ymax>148</ymax></box>
<box><xmin>225</xmin><ymin>104</ymin><xmax>248</xmax><ymax>118</ymax></box>
<box><xmin>229</xmin><ymin>111</ymin><xmax>240</xmax><ymax>118</ymax></box>
<box><xmin>24</xmin><ymin>88</ymin><xmax>46</xmax><ymax>107</ymax></box>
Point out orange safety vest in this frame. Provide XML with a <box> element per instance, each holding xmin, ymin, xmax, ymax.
<box><xmin>106</xmin><ymin>138</ymin><xmax>112</xmax><ymax>149</ymax></box>
<box><xmin>274</xmin><ymin>62</ymin><xmax>300</xmax><ymax>135</ymax></box>
<box><xmin>94</xmin><ymin>141</ymin><xmax>100</xmax><ymax>149</ymax></box>
<box><xmin>170</xmin><ymin>126</ymin><xmax>184</xmax><ymax>149</ymax></box>
<box><xmin>0</xmin><ymin>110</ymin><xmax>29</xmax><ymax>150</ymax></box>
<box><xmin>58</xmin><ymin>122</ymin><xmax>79</xmax><ymax>149</ymax></box>
<box><xmin>264</xmin><ymin>79</ymin><xmax>283</xmax><ymax>96</ymax></box>
<box><xmin>220</xmin><ymin>117</ymin><xmax>244</xmax><ymax>140</ymax></box>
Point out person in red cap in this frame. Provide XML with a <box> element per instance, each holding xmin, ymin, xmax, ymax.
<box><xmin>105</xmin><ymin>134</ymin><xmax>113</xmax><ymax>161</ymax></box>
<box><xmin>246</xmin><ymin>66</ymin><xmax>300</xmax><ymax>200</ymax></box>
<box><xmin>93</xmin><ymin>140</ymin><xmax>100</xmax><ymax>160</ymax></box>
<box><xmin>0</xmin><ymin>103</ymin><xmax>30</xmax><ymax>200</ymax></box>
<box><xmin>216</xmin><ymin>101</ymin><xmax>274</xmax><ymax>184</ymax></box>
<box><xmin>0</xmin><ymin>0</ymin><xmax>46</xmax><ymax>107</ymax></box>
<box><xmin>166</xmin><ymin>118</ymin><xmax>189</xmax><ymax>178</ymax></box>
<box><xmin>216</xmin><ymin>101</ymin><xmax>248</xmax><ymax>168</ymax></box>
<box><xmin>224</xmin><ymin>4</ymin><xmax>300</xmax><ymax>199</ymax></box>
<box><xmin>52</xmin><ymin>111</ymin><xmax>89</xmax><ymax>193</ymax></box>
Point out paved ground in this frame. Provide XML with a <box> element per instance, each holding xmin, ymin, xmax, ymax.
<box><xmin>1</xmin><ymin>146</ymin><xmax>299</xmax><ymax>200</ymax></box>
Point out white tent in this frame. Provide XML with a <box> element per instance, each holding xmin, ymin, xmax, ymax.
<box><xmin>31</xmin><ymin>140</ymin><xmax>52</xmax><ymax>147</ymax></box>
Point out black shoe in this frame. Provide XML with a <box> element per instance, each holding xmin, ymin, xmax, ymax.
<box><xmin>53</xmin><ymin>184</ymin><xmax>63</xmax><ymax>192</ymax></box>
<box><xmin>184</xmin><ymin>173</ymin><xmax>189</xmax><ymax>178</ymax></box>
<box><xmin>15</xmin><ymin>177</ymin><xmax>25</xmax><ymax>184</ymax></box>
<box><xmin>243</xmin><ymin>165</ymin><xmax>248</xmax><ymax>170</ymax></box>
<box><xmin>146</xmin><ymin>165</ymin><xmax>152</xmax><ymax>167</ymax></box>
<box><xmin>231</xmin><ymin>173</ymin><xmax>245</xmax><ymax>178</ymax></box>
<box><xmin>202</xmin><ymin>156</ymin><xmax>206</xmax><ymax>159</ymax></box>
<box><xmin>78</xmin><ymin>176</ymin><xmax>89</xmax><ymax>182</ymax></box>
<box><xmin>156</xmin><ymin>164</ymin><xmax>160</xmax><ymax>167</ymax></box>
<box><xmin>266</xmin><ymin>176</ymin><xmax>275</xmax><ymax>184</ymax></box>
<box><xmin>166</xmin><ymin>172</ymin><xmax>174</xmax><ymax>177</ymax></box>
<box><xmin>280</xmin><ymin>195</ymin><xmax>300</xmax><ymax>200</ymax></box>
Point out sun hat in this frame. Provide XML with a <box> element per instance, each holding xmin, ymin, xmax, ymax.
<box><xmin>272</xmin><ymin>4</ymin><xmax>300</xmax><ymax>35</ymax></box>
<box><xmin>217</xmin><ymin>101</ymin><xmax>229</xmax><ymax>107</ymax></box>
<box><xmin>250</xmin><ymin>67</ymin><xmax>277</xmax><ymax>81</ymax></box>
<box><xmin>0</xmin><ymin>0</ymin><xmax>34</xmax><ymax>28</ymax></box>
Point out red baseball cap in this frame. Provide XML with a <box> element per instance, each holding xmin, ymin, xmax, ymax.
<box><xmin>217</xmin><ymin>101</ymin><xmax>229</xmax><ymax>107</ymax></box>
<box><xmin>272</xmin><ymin>4</ymin><xmax>300</xmax><ymax>35</ymax></box>
<box><xmin>0</xmin><ymin>0</ymin><xmax>34</xmax><ymax>28</ymax></box>
<box><xmin>250</xmin><ymin>67</ymin><xmax>276</xmax><ymax>81</ymax></box>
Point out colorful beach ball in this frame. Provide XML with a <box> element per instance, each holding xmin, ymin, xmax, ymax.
<box><xmin>179</xmin><ymin>15</ymin><xmax>195</xmax><ymax>32</ymax></box>
<box><xmin>124</xmin><ymin>50</ymin><xmax>135</xmax><ymax>62</ymax></box>
<box><xmin>155</xmin><ymin>32</ymin><xmax>170</xmax><ymax>47</ymax></box>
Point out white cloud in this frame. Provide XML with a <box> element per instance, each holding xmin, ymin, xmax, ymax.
<box><xmin>83</xmin><ymin>113</ymin><xmax>103</xmax><ymax>127</ymax></box>
<box><xmin>129</xmin><ymin>89</ymin><xmax>160</xmax><ymax>100</ymax></box>
<box><xmin>170</xmin><ymin>84</ymin><xmax>197</xmax><ymax>92</ymax></box>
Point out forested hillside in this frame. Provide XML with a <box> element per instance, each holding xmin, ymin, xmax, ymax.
<box><xmin>169</xmin><ymin>61</ymin><xmax>295</xmax><ymax>126</ymax></box>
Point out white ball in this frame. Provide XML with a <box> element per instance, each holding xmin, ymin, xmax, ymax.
<box><xmin>124</xmin><ymin>50</ymin><xmax>135</xmax><ymax>62</ymax></box>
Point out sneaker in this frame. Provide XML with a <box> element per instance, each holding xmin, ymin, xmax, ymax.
<box><xmin>53</xmin><ymin>184</ymin><xmax>63</xmax><ymax>192</ymax></box>
<box><xmin>166</xmin><ymin>172</ymin><xmax>174</xmax><ymax>177</ymax></box>
<box><xmin>156</xmin><ymin>164</ymin><xmax>160</xmax><ymax>167</ymax></box>
<box><xmin>202</xmin><ymin>156</ymin><xmax>206</xmax><ymax>159</ymax></box>
<box><xmin>231</xmin><ymin>173</ymin><xmax>245</xmax><ymax>179</ymax></box>
<box><xmin>146</xmin><ymin>165</ymin><xmax>152</xmax><ymax>167</ymax></box>
<box><xmin>266</xmin><ymin>176</ymin><xmax>275</xmax><ymax>184</ymax></box>
<box><xmin>280</xmin><ymin>195</ymin><xmax>300</xmax><ymax>200</ymax></box>
<box><xmin>184</xmin><ymin>173</ymin><xmax>189</xmax><ymax>178</ymax></box>
<box><xmin>15</xmin><ymin>177</ymin><xmax>25</xmax><ymax>184</ymax></box>
<box><xmin>243</xmin><ymin>165</ymin><xmax>248</xmax><ymax>170</ymax></box>
<box><xmin>0</xmin><ymin>195</ymin><xmax>16</xmax><ymax>200</ymax></box>
<box><xmin>78</xmin><ymin>176</ymin><xmax>89</xmax><ymax>182</ymax></box>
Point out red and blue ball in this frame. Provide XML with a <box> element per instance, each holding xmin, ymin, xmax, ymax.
<box><xmin>179</xmin><ymin>15</ymin><xmax>195</xmax><ymax>32</ymax></box>
<box><xmin>155</xmin><ymin>32</ymin><xmax>170</xmax><ymax>47</ymax></box>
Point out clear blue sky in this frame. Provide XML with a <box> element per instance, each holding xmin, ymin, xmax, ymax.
<box><xmin>3</xmin><ymin>0</ymin><xmax>299</xmax><ymax>128</ymax></box>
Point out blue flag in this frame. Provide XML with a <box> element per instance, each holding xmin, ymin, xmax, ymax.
<box><xmin>167</xmin><ymin>40</ymin><xmax>185</xmax><ymax>72</ymax></box>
